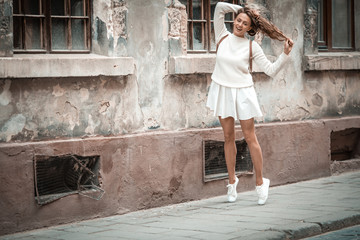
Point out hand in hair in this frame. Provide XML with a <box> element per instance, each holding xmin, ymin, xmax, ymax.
<box><xmin>284</xmin><ymin>38</ymin><xmax>294</xmax><ymax>55</ymax></box>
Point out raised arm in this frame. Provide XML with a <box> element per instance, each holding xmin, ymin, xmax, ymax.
<box><xmin>252</xmin><ymin>41</ymin><xmax>289</xmax><ymax>78</ymax></box>
<box><xmin>214</xmin><ymin>2</ymin><xmax>242</xmax><ymax>43</ymax></box>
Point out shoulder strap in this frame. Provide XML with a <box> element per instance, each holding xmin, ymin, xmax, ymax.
<box><xmin>249</xmin><ymin>39</ymin><xmax>253</xmax><ymax>73</ymax></box>
<box><xmin>216</xmin><ymin>34</ymin><xmax>229</xmax><ymax>53</ymax></box>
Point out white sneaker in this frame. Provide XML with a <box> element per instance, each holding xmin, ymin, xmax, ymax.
<box><xmin>227</xmin><ymin>176</ymin><xmax>239</xmax><ymax>203</ymax></box>
<box><xmin>256</xmin><ymin>178</ymin><xmax>270</xmax><ymax>205</ymax></box>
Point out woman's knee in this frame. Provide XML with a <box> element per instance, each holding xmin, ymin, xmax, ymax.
<box><xmin>243</xmin><ymin>130</ymin><xmax>256</xmax><ymax>144</ymax></box>
<box><xmin>224</xmin><ymin>131</ymin><xmax>235</xmax><ymax>142</ymax></box>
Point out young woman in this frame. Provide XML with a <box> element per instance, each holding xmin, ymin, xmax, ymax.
<box><xmin>206</xmin><ymin>2</ymin><xmax>293</xmax><ymax>204</ymax></box>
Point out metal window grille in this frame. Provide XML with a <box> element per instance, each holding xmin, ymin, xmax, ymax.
<box><xmin>34</xmin><ymin>154</ymin><xmax>104</xmax><ymax>205</ymax></box>
<box><xmin>203</xmin><ymin>139</ymin><xmax>253</xmax><ymax>182</ymax></box>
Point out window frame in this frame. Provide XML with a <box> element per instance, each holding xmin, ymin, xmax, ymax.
<box><xmin>318</xmin><ymin>0</ymin><xmax>355</xmax><ymax>52</ymax></box>
<box><xmin>184</xmin><ymin>0</ymin><xmax>240</xmax><ymax>54</ymax></box>
<box><xmin>13</xmin><ymin>0</ymin><xmax>91</xmax><ymax>54</ymax></box>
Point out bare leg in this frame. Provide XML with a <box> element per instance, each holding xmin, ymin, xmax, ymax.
<box><xmin>240</xmin><ymin>118</ymin><xmax>263</xmax><ymax>186</ymax></box>
<box><xmin>219</xmin><ymin>117</ymin><xmax>237</xmax><ymax>184</ymax></box>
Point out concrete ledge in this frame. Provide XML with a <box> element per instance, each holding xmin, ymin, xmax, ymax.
<box><xmin>169</xmin><ymin>54</ymin><xmax>274</xmax><ymax>74</ymax></box>
<box><xmin>0</xmin><ymin>54</ymin><xmax>135</xmax><ymax>78</ymax></box>
<box><xmin>169</xmin><ymin>54</ymin><xmax>216</xmax><ymax>74</ymax></box>
<box><xmin>304</xmin><ymin>52</ymin><xmax>360</xmax><ymax>71</ymax></box>
<box><xmin>331</xmin><ymin>158</ymin><xmax>360</xmax><ymax>175</ymax></box>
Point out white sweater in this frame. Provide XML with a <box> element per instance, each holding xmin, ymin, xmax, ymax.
<box><xmin>211</xmin><ymin>2</ymin><xmax>289</xmax><ymax>88</ymax></box>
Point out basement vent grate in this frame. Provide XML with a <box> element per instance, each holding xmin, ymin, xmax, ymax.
<box><xmin>34</xmin><ymin>154</ymin><xmax>104</xmax><ymax>205</ymax></box>
<box><xmin>331</xmin><ymin>128</ymin><xmax>360</xmax><ymax>161</ymax></box>
<box><xmin>203</xmin><ymin>139</ymin><xmax>253</xmax><ymax>182</ymax></box>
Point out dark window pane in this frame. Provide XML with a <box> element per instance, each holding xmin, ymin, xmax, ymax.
<box><xmin>224</xmin><ymin>0</ymin><xmax>239</xmax><ymax>5</ymax></box>
<box><xmin>71</xmin><ymin>19</ymin><xmax>85</xmax><ymax>50</ymax></box>
<box><xmin>24</xmin><ymin>0</ymin><xmax>40</xmax><ymax>15</ymax></box>
<box><xmin>52</xmin><ymin>0</ymin><xmax>65</xmax><ymax>15</ymax></box>
<box><xmin>210</xmin><ymin>0</ymin><xmax>217</xmax><ymax>20</ymax></box>
<box><xmin>317</xmin><ymin>0</ymin><xmax>324</xmax><ymax>42</ymax></box>
<box><xmin>332</xmin><ymin>0</ymin><xmax>351</xmax><ymax>48</ymax></box>
<box><xmin>193</xmin><ymin>0</ymin><xmax>202</xmax><ymax>20</ymax></box>
<box><xmin>226</xmin><ymin>22</ymin><xmax>233</xmax><ymax>33</ymax></box>
<box><xmin>13</xmin><ymin>0</ymin><xmax>20</xmax><ymax>14</ymax></box>
<box><xmin>13</xmin><ymin>17</ymin><xmax>23</xmax><ymax>49</ymax></box>
<box><xmin>52</xmin><ymin>18</ymin><xmax>67</xmax><ymax>49</ymax></box>
<box><xmin>25</xmin><ymin>18</ymin><xmax>42</xmax><ymax>49</ymax></box>
<box><xmin>187</xmin><ymin>22</ymin><xmax>191</xmax><ymax>49</ymax></box>
<box><xmin>193</xmin><ymin>22</ymin><xmax>204</xmax><ymax>50</ymax></box>
<box><xmin>225</xmin><ymin>12</ymin><xmax>234</xmax><ymax>21</ymax></box>
<box><xmin>210</xmin><ymin>22</ymin><xmax>216</xmax><ymax>50</ymax></box>
<box><xmin>71</xmin><ymin>0</ymin><xmax>84</xmax><ymax>16</ymax></box>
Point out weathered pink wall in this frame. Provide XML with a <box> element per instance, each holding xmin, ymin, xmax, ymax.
<box><xmin>1</xmin><ymin>116</ymin><xmax>359</xmax><ymax>236</ymax></box>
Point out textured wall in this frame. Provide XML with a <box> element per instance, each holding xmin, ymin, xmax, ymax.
<box><xmin>0</xmin><ymin>76</ymin><xmax>143</xmax><ymax>142</ymax></box>
<box><xmin>3</xmin><ymin>117</ymin><xmax>358</xmax><ymax>235</ymax></box>
<box><xmin>0</xmin><ymin>0</ymin><xmax>360</xmax><ymax>143</ymax></box>
<box><xmin>92</xmin><ymin>0</ymin><xmax>129</xmax><ymax>56</ymax></box>
<box><xmin>0</xmin><ymin>0</ymin><xmax>13</xmax><ymax>57</ymax></box>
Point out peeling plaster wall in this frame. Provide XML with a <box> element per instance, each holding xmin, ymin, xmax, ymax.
<box><xmin>0</xmin><ymin>0</ymin><xmax>13</xmax><ymax>57</ymax></box>
<box><xmin>125</xmin><ymin>0</ymin><xmax>170</xmax><ymax>130</ymax></box>
<box><xmin>92</xmin><ymin>0</ymin><xmax>128</xmax><ymax>56</ymax></box>
<box><xmin>0</xmin><ymin>76</ymin><xmax>143</xmax><ymax>142</ymax></box>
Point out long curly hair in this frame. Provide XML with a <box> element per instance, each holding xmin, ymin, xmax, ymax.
<box><xmin>236</xmin><ymin>5</ymin><xmax>287</xmax><ymax>41</ymax></box>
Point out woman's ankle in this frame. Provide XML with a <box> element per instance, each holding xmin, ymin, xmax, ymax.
<box><xmin>229</xmin><ymin>176</ymin><xmax>237</xmax><ymax>184</ymax></box>
<box><xmin>256</xmin><ymin>178</ymin><xmax>263</xmax><ymax>186</ymax></box>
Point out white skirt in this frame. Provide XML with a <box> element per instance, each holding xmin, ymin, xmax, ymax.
<box><xmin>206</xmin><ymin>81</ymin><xmax>263</xmax><ymax>121</ymax></box>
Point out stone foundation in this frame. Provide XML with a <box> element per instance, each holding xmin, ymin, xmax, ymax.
<box><xmin>0</xmin><ymin>116</ymin><xmax>359</xmax><ymax>236</ymax></box>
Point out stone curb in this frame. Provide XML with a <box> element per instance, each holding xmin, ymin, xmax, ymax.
<box><xmin>262</xmin><ymin>213</ymin><xmax>360</xmax><ymax>240</ymax></box>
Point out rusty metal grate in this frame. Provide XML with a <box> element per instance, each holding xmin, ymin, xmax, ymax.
<box><xmin>34</xmin><ymin>154</ymin><xmax>104</xmax><ymax>205</ymax></box>
<box><xmin>331</xmin><ymin>128</ymin><xmax>360</xmax><ymax>161</ymax></box>
<box><xmin>203</xmin><ymin>139</ymin><xmax>253</xmax><ymax>182</ymax></box>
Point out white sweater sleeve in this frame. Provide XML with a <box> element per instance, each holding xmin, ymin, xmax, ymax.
<box><xmin>214</xmin><ymin>2</ymin><xmax>242</xmax><ymax>44</ymax></box>
<box><xmin>252</xmin><ymin>41</ymin><xmax>289</xmax><ymax>78</ymax></box>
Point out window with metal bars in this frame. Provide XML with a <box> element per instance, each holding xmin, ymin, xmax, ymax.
<box><xmin>179</xmin><ymin>0</ymin><xmax>241</xmax><ymax>53</ymax></box>
<box><xmin>13</xmin><ymin>0</ymin><xmax>91</xmax><ymax>53</ymax></box>
<box><xmin>317</xmin><ymin>0</ymin><xmax>355</xmax><ymax>51</ymax></box>
<box><xmin>203</xmin><ymin>139</ymin><xmax>253</xmax><ymax>182</ymax></box>
<box><xmin>34</xmin><ymin>154</ymin><xmax>104</xmax><ymax>205</ymax></box>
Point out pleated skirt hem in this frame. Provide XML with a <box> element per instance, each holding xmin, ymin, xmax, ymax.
<box><xmin>206</xmin><ymin>81</ymin><xmax>263</xmax><ymax>121</ymax></box>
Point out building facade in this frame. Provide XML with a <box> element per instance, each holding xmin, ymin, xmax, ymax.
<box><xmin>0</xmin><ymin>0</ymin><xmax>359</xmax><ymax>235</ymax></box>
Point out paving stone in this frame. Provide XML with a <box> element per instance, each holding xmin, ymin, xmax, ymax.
<box><xmin>155</xmin><ymin>229</ymin><xmax>205</xmax><ymax>239</ymax></box>
<box><xmin>23</xmin><ymin>229</ymin><xmax>67</xmax><ymax>239</ymax></box>
<box><xmin>191</xmin><ymin>231</ymin><xmax>243</xmax><ymax>240</ymax></box>
<box><xmin>91</xmin><ymin>229</ymin><xmax>158</xmax><ymax>240</ymax></box>
<box><xmin>234</xmin><ymin>230</ymin><xmax>287</xmax><ymax>240</ymax></box>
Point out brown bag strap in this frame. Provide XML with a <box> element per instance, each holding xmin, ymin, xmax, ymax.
<box><xmin>216</xmin><ymin>34</ymin><xmax>229</xmax><ymax>53</ymax></box>
<box><xmin>249</xmin><ymin>39</ymin><xmax>253</xmax><ymax>73</ymax></box>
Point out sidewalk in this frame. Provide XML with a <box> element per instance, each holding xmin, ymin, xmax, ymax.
<box><xmin>1</xmin><ymin>171</ymin><xmax>360</xmax><ymax>240</ymax></box>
